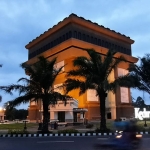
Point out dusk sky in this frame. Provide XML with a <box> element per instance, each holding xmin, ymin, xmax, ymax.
<box><xmin>0</xmin><ymin>0</ymin><xmax>150</xmax><ymax>109</ymax></box>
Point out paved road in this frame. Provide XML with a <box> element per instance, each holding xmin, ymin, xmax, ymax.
<box><xmin>0</xmin><ymin>136</ymin><xmax>149</xmax><ymax>150</ymax></box>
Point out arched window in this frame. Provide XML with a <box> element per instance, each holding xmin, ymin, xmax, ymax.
<box><xmin>48</xmin><ymin>43</ymin><xmax>51</xmax><ymax>49</ymax></box>
<box><xmin>78</xmin><ymin>32</ymin><xmax>81</xmax><ymax>39</ymax></box>
<box><xmin>94</xmin><ymin>38</ymin><xmax>97</xmax><ymax>45</ymax></box>
<box><xmin>102</xmin><ymin>40</ymin><xmax>104</xmax><ymax>46</ymax></box>
<box><xmin>63</xmin><ymin>35</ymin><xmax>65</xmax><ymax>41</ymax></box>
<box><xmin>56</xmin><ymin>38</ymin><xmax>59</xmax><ymax>44</ymax></box>
<box><xmin>54</xmin><ymin>40</ymin><xmax>56</xmax><ymax>46</ymax></box>
<box><xmin>51</xmin><ymin>41</ymin><xmax>53</xmax><ymax>47</ymax></box>
<box><xmin>108</xmin><ymin>42</ymin><xmax>111</xmax><ymax>49</ymax></box>
<box><xmin>59</xmin><ymin>37</ymin><xmax>62</xmax><ymax>43</ymax></box>
<box><xmin>91</xmin><ymin>36</ymin><xmax>93</xmax><ymax>43</ymax></box>
<box><xmin>66</xmin><ymin>33</ymin><xmax>69</xmax><ymax>39</ymax></box>
<box><xmin>105</xmin><ymin>41</ymin><xmax>108</xmax><ymax>48</ymax></box>
<box><xmin>112</xmin><ymin>44</ymin><xmax>114</xmax><ymax>50</ymax></box>
<box><xmin>82</xmin><ymin>34</ymin><xmax>86</xmax><ymax>41</ymax></box>
<box><xmin>124</xmin><ymin>48</ymin><xmax>126</xmax><ymax>53</ymax></box>
<box><xmin>120</xmin><ymin>47</ymin><xmax>124</xmax><ymax>52</ymax></box>
<box><xmin>118</xmin><ymin>46</ymin><xmax>120</xmax><ymax>52</ymax></box>
<box><xmin>74</xmin><ymin>31</ymin><xmax>77</xmax><ymax>38</ymax></box>
<box><xmin>87</xmin><ymin>35</ymin><xmax>90</xmax><ymax>42</ymax></box>
<box><xmin>98</xmin><ymin>39</ymin><xmax>101</xmax><ymax>46</ymax></box>
<box><xmin>69</xmin><ymin>31</ymin><xmax>72</xmax><ymax>38</ymax></box>
<box><xmin>115</xmin><ymin>45</ymin><xmax>117</xmax><ymax>51</ymax></box>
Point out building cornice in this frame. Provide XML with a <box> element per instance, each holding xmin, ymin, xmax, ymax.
<box><xmin>26</xmin><ymin>39</ymin><xmax>138</xmax><ymax>65</ymax></box>
<box><xmin>25</xmin><ymin>14</ymin><xmax>134</xmax><ymax>49</ymax></box>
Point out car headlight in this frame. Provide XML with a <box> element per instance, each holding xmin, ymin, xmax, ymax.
<box><xmin>136</xmin><ymin>134</ymin><xmax>142</xmax><ymax>138</ymax></box>
<box><xmin>116</xmin><ymin>135</ymin><xmax>122</xmax><ymax>138</ymax></box>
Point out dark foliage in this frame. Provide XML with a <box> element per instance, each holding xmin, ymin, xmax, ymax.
<box><xmin>129</xmin><ymin>54</ymin><xmax>150</xmax><ymax>94</ymax></box>
<box><xmin>5</xmin><ymin>108</ymin><xmax>28</xmax><ymax>120</ymax></box>
<box><xmin>0</xmin><ymin>56</ymin><xmax>70</xmax><ymax>132</ymax></box>
<box><xmin>64</xmin><ymin>49</ymin><xmax>139</xmax><ymax>131</ymax></box>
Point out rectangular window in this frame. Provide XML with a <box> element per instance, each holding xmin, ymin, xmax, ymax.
<box><xmin>118</xmin><ymin>68</ymin><xmax>129</xmax><ymax>103</ymax></box>
<box><xmin>87</xmin><ymin>89</ymin><xmax>99</xmax><ymax>101</ymax></box>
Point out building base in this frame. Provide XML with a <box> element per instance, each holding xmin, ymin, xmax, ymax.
<box><xmin>116</xmin><ymin>105</ymin><xmax>134</xmax><ymax>119</ymax></box>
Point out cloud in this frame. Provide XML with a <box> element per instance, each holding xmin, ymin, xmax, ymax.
<box><xmin>0</xmin><ymin>0</ymin><xmax>150</xmax><ymax>109</ymax></box>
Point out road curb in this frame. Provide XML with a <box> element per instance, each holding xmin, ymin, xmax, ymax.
<box><xmin>0</xmin><ymin>131</ymin><xmax>149</xmax><ymax>137</ymax></box>
<box><xmin>0</xmin><ymin>132</ymin><xmax>113</xmax><ymax>137</ymax></box>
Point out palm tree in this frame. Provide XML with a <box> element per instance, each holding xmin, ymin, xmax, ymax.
<box><xmin>129</xmin><ymin>54</ymin><xmax>150</xmax><ymax>94</ymax></box>
<box><xmin>0</xmin><ymin>56</ymin><xmax>70</xmax><ymax>132</ymax></box>
<box><xmin>64</xmin><ymin>49</ymin><xmax>138</xmax><ymax>131</ymax></box>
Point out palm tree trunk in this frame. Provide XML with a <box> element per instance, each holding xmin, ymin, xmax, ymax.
<box><xmin>98</xmin><ymin>90</ymin><xmax>107</xmax><ymax>131</ymax></box>
<box><xmin>42</xmin><ymin>101</ymin><xmax>49</xmax><ymax>132</ymax></box>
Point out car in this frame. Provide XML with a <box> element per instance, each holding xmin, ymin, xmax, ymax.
<box><xmin>0</xmin><ymin>120</ymin><xmax>9</xmax><ymax>123</ymax></box>
<box><xmin>49</xmin><ymin>119</ymin><xmax>59</xmax><ymax>123</ymax></box>
<box><xmin>120</xmin><ymin>117</ymin><xmax>128</xmax><ymax>121</ymax></box>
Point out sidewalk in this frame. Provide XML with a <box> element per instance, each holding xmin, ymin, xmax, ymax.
<box><xmin>0</xmin><ymin>130</ymin><xmax>8</xmax><ymax>134</ymax></box>
<box><xmin>47</xmin><ymin>124</ymin><xmax>95</xmax><ymax>133</ymax></box>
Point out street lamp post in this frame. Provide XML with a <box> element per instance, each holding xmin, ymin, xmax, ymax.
<box><xmin>24</xmin><ymin>120</ymin><xmax>27</xmax><ymax>131</ymax></box>
<box><xmin>24</xmin><ymin>121</ymin><xmax>27</xmax><ymax>131</ymax></box>
<box><xmin>144</xmin><ymin>118</ymin><xmax>147</xmax><ymax>127</ymax></box>
<box><xmin>24</xmin><ymin>116</ymin><xmax>28</xmax><ymax>131</ymax></box>
<box><xmin>38</xmin><ymin>100</ymin><xmax>43</xmax><ymax>131</ymax></box>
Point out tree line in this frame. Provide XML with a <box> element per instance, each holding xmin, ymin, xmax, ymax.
<box><xmin>5</xmin><ymin>108</ymin><xmax>28</xmax><ymax>120</ymax></box>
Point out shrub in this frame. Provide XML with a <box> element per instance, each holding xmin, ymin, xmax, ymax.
<box><xmin>37</xmin><ymin>130</ymin><xmax>53</xmax><ymax>134</ymax></box>
<box><xmin>86</xmin><ymin>124</ymin><xmax>93</xmax><ymax>128</ymax></box>
<box><xmin>95</xmin><ymin>128</ymin><xmax>111</xmax><ymax>133</ymax></box>
<box><xmin>8</xmin><ymin>129</ymin><xmax>29</xmax><ymax>134</ymax></box>
<box><xmin>86</xmin><ymin>131</ymin><xmax>95</xmax><ymax>133</ymax></box>
<box><xmin>58</xmin><ymin>129</ymin><xmax>79</xmax><ymax>134</ymax></box>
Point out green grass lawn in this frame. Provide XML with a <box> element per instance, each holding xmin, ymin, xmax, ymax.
<box><xmin>93</xmin><ymin>120</ymin><xmax>150</xmax><ymax>131</ymax></box>
<box><xmin>0</xmin><ymin>123</ymin><xmax>38</xmax><ymax>130</ymax></box>
<box><xmin>0</xmin><ymin>120</ymin><xmax>150</xmax><ymax>132</ymax></box>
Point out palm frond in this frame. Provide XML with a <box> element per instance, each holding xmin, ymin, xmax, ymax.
<box><xmin>17</xmin><ymin>77</ymin><xmax>30</xmax><ymax>83</ymax></box>
<box><xmin>86</xmin><ymin>49</ymin><xmax>102</xmax><ymax>68</ymax></box>
<box><xmin>0</xmin><ymin>85</ymin><xmax>28</xmax><ymax>95</ymax></box>
<box><xmin>64</xmin><ymin>78</ymin><xmax>96</xmax><ymax>95</ymax></box>
<box><xmin>73</xmin><ymin>56</ymin><xmax>92</xmax><ymax>69</ymax></box>
<box><xmin>4</xmin><ymin>94</ymin><xmax>38</xmax><ymax>109</ymax></box>
<box><xmin>103</xmin><ymin>51</ymin><xmax>126</xmax><ymax>80</ymax></box>
<box><xmin>64</xmin><ymin>79</ymin><xmax>84</xmax><ymax>93</ymax></box>
<box><xmin>49</xmin><ymin>92</ymin><xmax>71</xmax><ymax>106</ymax></box>
<box><xmin>52</xmin><ymin>64</ymin><xmax>65</xmax><ymax>83</ymax></box>
<box><xmin>108</xmin><ymin>74</ymin><xmax>141</xmax><ymax>93</ymax></box>
<box><xmin>129</xmin><ymin>54</ymin><xmax>150</xmax><ymax>94</ymax></box>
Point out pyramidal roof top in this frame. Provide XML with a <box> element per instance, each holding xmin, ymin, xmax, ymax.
<box><xmin>26</xmin><ymin>13</ymin><xmax>132</xmax><ymax>47</ymax></box>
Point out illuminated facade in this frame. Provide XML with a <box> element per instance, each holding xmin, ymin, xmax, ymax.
<box><xmin>25</xmin><ymin>14</ymin><xmax>138</xmax><ymax>122</ymax></box>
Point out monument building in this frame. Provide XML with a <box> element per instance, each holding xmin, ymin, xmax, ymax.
<box><xmin>25</xmin><ymin>14</ymin><xmax>138</xmax><ymax>122</ymax></box>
